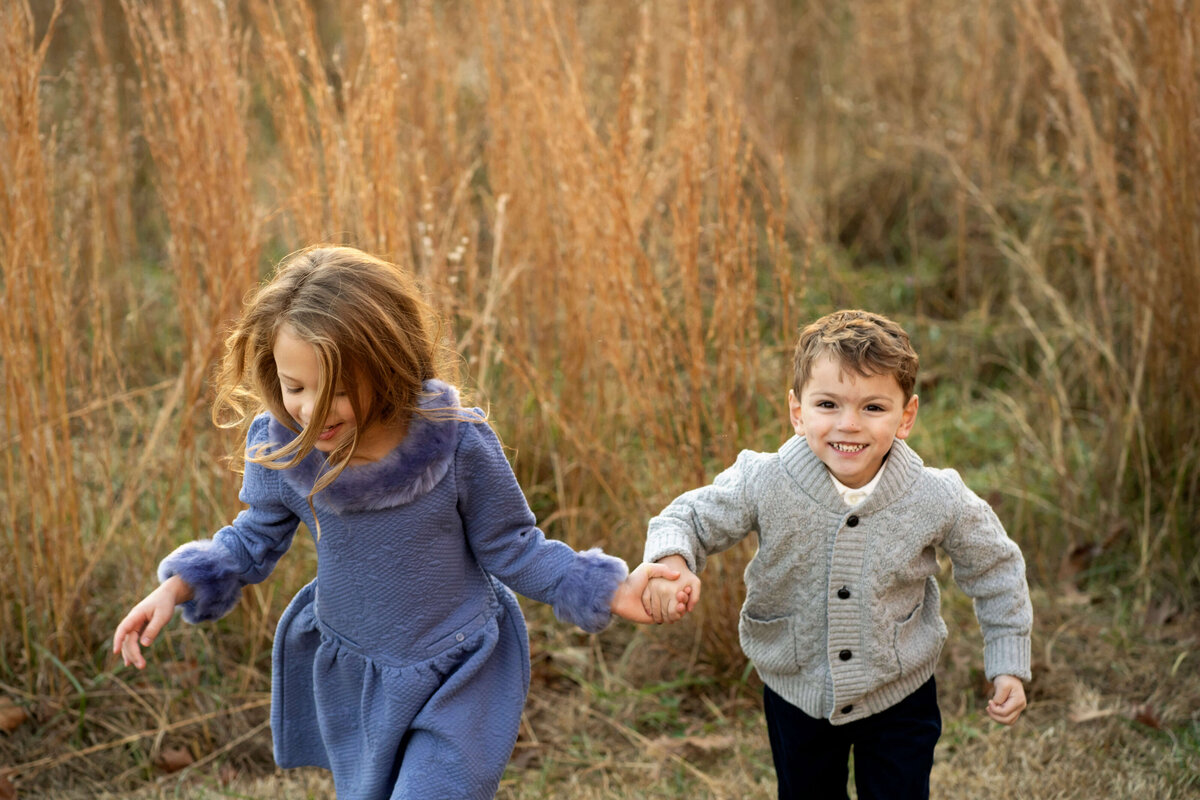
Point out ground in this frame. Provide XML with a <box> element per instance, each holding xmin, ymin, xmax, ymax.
<box><xmin>6</xmin><ymin>588</ymin><xmax>1198</xmax><ymax>799</ymax></box>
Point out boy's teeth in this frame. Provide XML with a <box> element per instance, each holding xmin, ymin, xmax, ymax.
<box><xmin>832</xmin><ymin>442</ymin><xmax>866</xmax><ymax>452</ymax></box>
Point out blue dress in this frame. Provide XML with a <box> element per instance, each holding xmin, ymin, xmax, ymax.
<box><xmin>158</xmin><ymin>381</ymin><xmax>627</xmax><ymax>799</ymax></box>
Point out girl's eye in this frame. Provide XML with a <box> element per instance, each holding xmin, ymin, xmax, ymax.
<box><xmin>282</xmin><ymin>386</ymin><xmax>302</xmax><ymax>395</ymax></box>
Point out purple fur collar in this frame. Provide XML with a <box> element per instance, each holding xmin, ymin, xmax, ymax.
<box><xmin>268</xmin><ymin>380</ymin><xmax>464</xmax><ymax>514</ymax></box>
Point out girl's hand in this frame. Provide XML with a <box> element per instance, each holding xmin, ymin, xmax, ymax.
<box><xmin>610</xmin><ymin>562</ymin><xmax>681</xmax><ymax>624</ymax></box>
<box><xmin>641</xmin><ymin>555</ymin><xmax>701</xmax><ymax>624</ymax></box>
<box><xmin>112</xmin><ymin>575</ymin><xmax>193</xmax><ymax>669</ymax></box>
<box><xmin>986</xmin><ymin>674</ymin><xmax>1027</xmax><ymax>725</ymax></box>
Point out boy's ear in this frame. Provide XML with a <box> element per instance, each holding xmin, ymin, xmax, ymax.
<box><xmin>895</xmin><ymin>393</ymin><xmax>919</xmax><ymax>440</ymax></box>
<box><xmin>787</xmin><ymin>389</ymin><xmax>805</xmax><ymax>437</ymax></box>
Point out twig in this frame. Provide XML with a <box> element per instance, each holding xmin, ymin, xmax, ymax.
<box><xmin>581</xmin><ymin>704</ymin><xmax>727</xmax><ymax>796</ymax></box>
<box><xmin>8</xmin><ymin>697</ymin><xmax>269</xmax><ymax>777</ymax></box>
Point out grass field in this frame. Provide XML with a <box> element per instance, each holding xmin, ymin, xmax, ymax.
<box><xmin>2</xmin><ymin>0</ymin><xmax>1197</xmax><ymax>796</ymax></box>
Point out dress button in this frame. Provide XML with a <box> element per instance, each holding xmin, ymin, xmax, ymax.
<box><xmin>456</xmin><ymin>633</ymin><xmax>465</xmax><ymax>642</ymax></box>
<box><xmin>839</xmin><ymin>649</ymin><xmax>853</xmax><ymax>661</ymax></box>
<box><xmin>842</xmin><ymin>705</ymin><xmax>854</xmax><ymax>714</ymax></box>
<box><xmin>837</xmin><ymin>586</ymin><xmax>850</xmax><ymax>599</ymax></box>
<box><xmin>846</xmin><ymin>515</ymin><xmax>859</xmax><ymax>527</ymax></box>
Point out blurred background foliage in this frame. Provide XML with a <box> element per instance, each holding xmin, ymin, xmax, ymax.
<box><xmin>1</xmin><ymin>0</ymin><xmax>1197</xmax><ymax>792</ymax></box>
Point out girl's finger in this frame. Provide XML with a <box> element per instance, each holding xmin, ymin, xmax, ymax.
<box><xmin>113</xmin><ymin>611</ymin><xmax>144</xmax><ymax>654</ymax></box>
<box><xmin>140</xmin><ymin>606</ymin><xmax>172</xmax><ymax>647</ymax></box>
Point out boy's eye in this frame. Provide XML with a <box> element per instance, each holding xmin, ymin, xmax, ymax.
<box><xmin>816</xmin><ymin>400</ymin><xmax>836</xmax><ymax>409</ymax></box>
<box><xmin>865</xmin><ymin>404</ymin><xmax>885</xmax><ymax>412</ymax></box>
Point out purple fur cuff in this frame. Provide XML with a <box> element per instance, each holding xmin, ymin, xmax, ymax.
<box><xmin>157</xmin><ymin>539</ymin><xmax>245</xmax><ymax>624</ymax></box>
<box><xmin>552</xmin><ymin>548</ymin><xmax>628</xmax><ymax>634</ymax></box>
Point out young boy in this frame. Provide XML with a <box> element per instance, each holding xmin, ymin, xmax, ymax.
<box><xmin>642</xmin><ymin>309</ymin><xmax>1032</xmax><ymax>800</ymax></box>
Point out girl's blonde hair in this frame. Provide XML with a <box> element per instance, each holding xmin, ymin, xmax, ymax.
<box><xmin>213</xmin><ymin>245</ymin><xmax>460</xmax><ymax>503</ymax></box>
<box><xmin>791</xmin><ymin>309</ymin><xmax>919</xmax><ymax>400</ymax></box>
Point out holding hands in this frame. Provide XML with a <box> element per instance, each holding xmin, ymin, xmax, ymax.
<box><xmin>640</xmin><ymin>554</ymin><xmax>701</xmax><ymax>624</ymax></box>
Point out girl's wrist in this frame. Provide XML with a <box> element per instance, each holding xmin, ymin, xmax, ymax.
<box><xmin>161</xmin><ymin>574</ymin><xmax>195</xmax><ymax>604</ymax></box>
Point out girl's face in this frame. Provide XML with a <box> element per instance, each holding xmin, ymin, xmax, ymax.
<box><xmin>788</xmin><ymin>354</ymin><xmax>919</xmax><ymax>489</ymax></box>
<box><xmin>274</xmin><ymin>326</ymin><xmax>359</xmax><ymax>456</ymax></box>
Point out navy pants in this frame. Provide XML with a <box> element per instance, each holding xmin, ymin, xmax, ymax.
<box><xmin>763</xmin><ymin>677</ymin><xmax>941</xmax><ymax>800</ymax></box>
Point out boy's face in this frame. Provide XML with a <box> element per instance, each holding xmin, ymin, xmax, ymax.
<box><xmin>788</xmin><ymin>355</ymin><xmax>919</xmax><ymax>489</ymax></box>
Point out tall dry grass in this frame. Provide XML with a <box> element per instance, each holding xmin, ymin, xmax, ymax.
<box><xmin>1</xmin><ymin>0</ymin><xmax>1197</xmax><ymax>792</ymax></box>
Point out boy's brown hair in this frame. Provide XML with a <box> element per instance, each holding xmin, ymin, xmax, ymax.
<box><xmin>791</xmin><ymin>309</ymin><xmax>919</xmax><ymax>399</ymax></box>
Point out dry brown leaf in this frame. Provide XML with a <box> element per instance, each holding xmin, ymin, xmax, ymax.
<box><xmin>1131</xmin><ymin>703</ymin><xmax>1163</xmax><ymax>730</ymax></box>
<box><xmin>155</xmin><ymin>746</ymin><xmax>194</xmax><ymax>773</ymax></box>
<box><xmin>0</xmin><ymin>699</ymin><xmax>28</xmax><ymax>734</ymax></box>
<box><xmin>218</xmin><ymin>763</ymin><xmax>240</xmax><ymax>786</ymax></box>
<box><xmin>0</xmin><ymin>771</ymin><xmax>15</xmax><ymax>800</ymax></box>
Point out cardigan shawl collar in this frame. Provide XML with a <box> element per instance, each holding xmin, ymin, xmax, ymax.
<box><xmin>267</xmin><ymin>379</ymin><xmax>463</xmax><ymax>514</ymax></box>
<box><xmin>777</xmin><ymin>435</ymin><xmax>924</xmax><ymax>513</ymax></box>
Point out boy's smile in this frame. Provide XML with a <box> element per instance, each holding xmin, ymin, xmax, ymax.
<box><xmin>788</xmin><ymin>355</ymin><xmax>919</xmax><ymax>489</ymax></box>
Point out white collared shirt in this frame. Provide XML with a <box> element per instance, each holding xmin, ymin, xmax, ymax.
<box><xmin>829</xmin><ymin>459</ymin><xmax>887</xmax><ymax>507</ymax></box>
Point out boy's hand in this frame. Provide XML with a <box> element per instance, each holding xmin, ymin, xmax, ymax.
<box><xmin>987</xmin><ymin>674</ymin><xmax>1027</xmax><ymax>725</ymax></box>
<box><xmin>611</xmin><ymin>562</ymin><xmax>682</xmax><ymax>624</ymax></box>
<box><xmin>641</xmin><ymin>555</ymin><xmax>701</xmax><ymax>624</ymax></box>
<box><xmin>112</xmin><ymin>575</ymin><xmax>192</xmax><ymax>669</ymax></box>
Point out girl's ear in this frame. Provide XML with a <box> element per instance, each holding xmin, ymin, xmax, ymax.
<box><xmin>895</xmin><ymin>393</ymin><xmax>919</xmax><ymax>440</ymax></box>
<box><xmin>787</xmin><ymin>390</ymin><xmax>805</xmax><ymax>437</ymax></box>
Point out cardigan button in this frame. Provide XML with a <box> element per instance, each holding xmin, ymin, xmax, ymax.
<box><xmin>456</xmin><ymin>633</ymin><xmax>465</xmax><ymax>642</ymax></box>
<box><xmin>837</xmin><ymin>586</ymin><xmax>850</xmax><ymax>599</ymax></box>
<box><xmin>839</xmin><ymin>649</ymin><xmax>853</xmax><ymax>661</ymax></box>
<box><xmin>846</xmin><ymin>515</ymin><xmax>859</xmax><ymax>527</ymax></box>
<box><xmin>841</xmin><ymin>705</ymin><xmax>854</xmax><ymax>714</ymax></box>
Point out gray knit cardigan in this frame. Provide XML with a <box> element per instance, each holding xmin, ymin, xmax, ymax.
<box><xmin>645</xmin><ymin>436</ymin><xmax>1032</xmax><ymax>725</ymax></box>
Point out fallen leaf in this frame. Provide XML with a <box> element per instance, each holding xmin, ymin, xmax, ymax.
<box><xmin>155</xmin><ymin>746</ymin><xmax>194</xmax><ymax>773</ymax></box>
<box><xmin>0</xmin><ymin>699</ymin><xmax>28</xmax><ymax>734</ymax></box>
<box><xmin>218</xmin><ymin>763</ymin><xmax>239</xmax><ymax>786</ymax></box>
<box><xmin>1131</xmin><ymin>703</ymin><xmax>1163</xmax><ymax>730</ymax></box>
<box><xmin>0</xmin><ymin>770</ymin><xmax>15</xmax><ymax>800</ymax></box>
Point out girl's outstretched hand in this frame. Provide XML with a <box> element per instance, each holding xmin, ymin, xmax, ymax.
<box><xmin>112</xmin><ymin>575</ymin><xmax>193</xmax><ymax>669</ymax></box>
<box><xmin>610</xmin><ymin>562</ymin><xmax>682</xmax><ymax>624</ymax></box>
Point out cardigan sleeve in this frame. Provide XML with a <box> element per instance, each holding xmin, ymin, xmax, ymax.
<box><xmin>455</xmin><ymin>417</ymin><xmax>626</xmax><ymax>633</ymax></box>
<box><xmin>158</xmin><ymin>415</ymin><xmax>301</xmax><ymax>623</ymax></box>
<box><xmin>940</xmin><ymin>471</ymin><xmax>1033</xmax><ymax>682</ymax></box>
<box><xmin>644</xmin><ymin>450</ymin><xmax>759</xmax><ymax>574</ymax></box>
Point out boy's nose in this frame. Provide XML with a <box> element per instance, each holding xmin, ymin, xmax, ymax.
<box><xmin>838</xmin><ymin>412</ymin><xmax>861</xmax><ymax>431</ymax></box>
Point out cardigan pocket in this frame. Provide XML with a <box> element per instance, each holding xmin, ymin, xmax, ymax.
<box><xmin>739</xmin><ymin>613</ymin><xmax>804</xmax><ymax>674</ymax></box>
<box><xmin>892</xmin><ymin>600</ymin><xmax>945</xmax><ymax>677</ymax></box>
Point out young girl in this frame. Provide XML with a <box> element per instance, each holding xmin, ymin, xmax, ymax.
<box><xmin>113</xmin><ymin>245</ymin><xmax>677</xmax><ymax>800</ymax></box>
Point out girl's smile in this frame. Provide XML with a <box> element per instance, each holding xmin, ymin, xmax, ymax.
<box><xmin>788</xmin><ymin>355</ymin><xmax>919</xmax><ymax>489</ymax></box>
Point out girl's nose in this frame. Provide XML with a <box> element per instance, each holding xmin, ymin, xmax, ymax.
<box><xmin>298</xmin><ymin>395</ymin><xmax>314</xmax><ymax>426</ymax></box>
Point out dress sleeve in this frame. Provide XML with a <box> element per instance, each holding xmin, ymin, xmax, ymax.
<box><xmin>941</xmin><ymin>472</ymin><xmax>1033</xmax><ymax>682</ymax></box>
<box><xmin>455</xmin><ymin>417</ymin><xmax>627</xmax><ymax>633</ymax></box>
<box><xmin>157</xmin><ymin>416</ymin><xmax>301</xmax><ymax>623</ymax></box>
<box><xmin>643</xmin><ymin>450</ymin><xmax>758</xmax><ymax>574</ymax></box>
